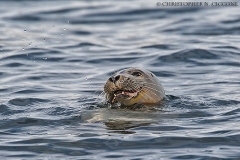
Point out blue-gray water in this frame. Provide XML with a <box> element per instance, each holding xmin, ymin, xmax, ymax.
<box><xmin>0</xmin><ymin>1</ymin><xmax>240</xmax><ymax>159</ymax></box>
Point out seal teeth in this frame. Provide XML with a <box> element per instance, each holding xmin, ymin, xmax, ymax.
<box><xmin>112</xmin><ymin>96</ymin><xmax>116</xmax><ymax>103</ymax></box>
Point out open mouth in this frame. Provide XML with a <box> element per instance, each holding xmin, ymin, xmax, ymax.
<box><xmin>111</xmin><ymin>89</ymin><xmax>139</xmax><ymax>103</ymax></box>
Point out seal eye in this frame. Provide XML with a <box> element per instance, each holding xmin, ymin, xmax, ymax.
<box><xmin>131</xmin><ymin>71</ymin><xmax>142</xmax><ymax>77</ymax></box>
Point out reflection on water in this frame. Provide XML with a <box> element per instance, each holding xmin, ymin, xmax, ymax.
<box><xmin>0</xmin><ymin>0</ymin><xmax>240</xmax><ymax>159</ymax></box>
<box><xmin>84</xmin><ymin>108</ymin><xmax>154</xmax><ymax>131</ymax></box>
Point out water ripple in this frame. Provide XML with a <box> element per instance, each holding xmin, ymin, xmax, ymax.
<box><xmin>9</xmin><ymin>98</ymin><xmax>50</xmax><ymax>106</ymax></box>
<box><xmin>0</xmin><ymin>0</ymin><xmax>239</xmax><ymax>159</ymax></box>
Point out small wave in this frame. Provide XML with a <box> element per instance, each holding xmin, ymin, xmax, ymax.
<box><xmin>3</xmin><ymin>62</ymin><xmax>25</xmax><ymax>67</ymax></box>
<box><xmin>0</xmin><ymin>104</ymin><xmax>9</xmax><ymax>112</ymax></box>
<box><xmin>71</xmin><ymin>30</ymin><xmax>91</xmax><ymax>35</ymax></box>
<box><xmin>5</xmin><ymin>14</ymin><xmax>42</xmax><ymax>21</ymax></box>
<box><xmin>9</xmin><ymin>98</ymin><xmax>50</xmax><ymax>106</ymax></box>
<box><xmin>159</xmin><ymin>49</ymin><xmax>219</xmax><ymax>62</ymax></box>
<box><xmin>141</xmin><ymin>44</ymin><xmax>173</xmax><ymax>50</ymax></box>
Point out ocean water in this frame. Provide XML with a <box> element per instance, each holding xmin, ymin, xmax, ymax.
<box><xmin>0</xmin><ymin>1</ymin><xmax>240</xmax><ymax>159</ymax></box>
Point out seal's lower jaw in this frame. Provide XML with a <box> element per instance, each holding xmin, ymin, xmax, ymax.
<box><xmin>111</xmin><ymin>90</ymin><xmax>139</xmax><ymax>104</ymax></box>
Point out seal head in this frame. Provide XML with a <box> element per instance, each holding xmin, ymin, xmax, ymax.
<box><xmin>104</xmin><ymin>68</ymin><xmax>165</xmax><ymax>106</ymax></box>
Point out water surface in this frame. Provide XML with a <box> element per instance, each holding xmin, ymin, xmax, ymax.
<box><xmin>0</xmin><ymin>1</ymin><xmax>240</xmax><ymax>159</ymax></box>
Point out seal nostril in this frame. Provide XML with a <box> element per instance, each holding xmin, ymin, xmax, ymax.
<box><xmin>109</xmin><ymin>77</ymin><xmax>114</xmax><ymax>82</ymax></box>
<box><xmin>109</xmin><ymin>75</ymin><xmax>120</xmax><ymax>83</ymax></box>
<box><xmin>115</xmin><ymin>75</ymin><xmax>120</xmax><ymax>81</ymax></box>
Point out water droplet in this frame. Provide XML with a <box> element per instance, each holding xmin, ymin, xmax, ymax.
<box><xmin>61</xmin><ymin>33</ymin><xmax>63</xmax><ymax>36</ymax></box>
<box><xmin>67</xmin><ymin>21</ymin><xmax>69</xmax><ymax>23</ymax></box>
<box><xmin>116</xmin><ymin>102</ymin><xmax>121</xmax><ymax>107</ymax></box>
<box><xmin>85</xmin><ymin>78</ymin><xmax>88</xmax><ymax>80</ymax></box>
<box><xmin>22</xmin><ymin>48</ymin><xmax>25</xmax><ymax>50</ymax></box>
<box><xmin>64</xmin><ymin>28</ymin><xmax>66</xmax><ymax>30</ymax></box>
<box><xmin>107</xmin><ymin>103</ymin><xmax>112</xmax><ymax>108</ymax></box>
<box><xmin>0</xmin><ymin>48</ymin><xmax>2</xmax><ymax>50</ymax></box>
<box><xmin>24</xmin><ymin>30</ymin><xmax>27</xmax><ymax>32</ymax></box>
<box><xmin>33</xmin><ymin>61</ymin><xmax>35</xmax><ymax>63</ymax></box>
<box><xmin>44</xmin><ymin>39</ymin><xmax>45</xmax><ymax>41</ymax></box>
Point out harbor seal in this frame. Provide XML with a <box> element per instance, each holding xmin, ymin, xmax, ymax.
<box><xmin>104</xmin><ymin>68</ymin><xmax>165</xmax><ymax>107</ymax></box>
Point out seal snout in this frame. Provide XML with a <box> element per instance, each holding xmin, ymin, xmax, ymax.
<box><xmin>108</xmin><ymin>75</ymin><xmax>120</xmax><ymax>83</ymax></box>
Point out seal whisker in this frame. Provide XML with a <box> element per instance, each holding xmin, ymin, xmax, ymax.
<box><xmin>142</xmin><ymin>78</ymin><xmax>162</xmax><ymax>86</ymax></box>
<box><xmin>141</xmin><ymin>77</ymin><xmax>158</xmax><ymax>82</ymax></box>
<box><xmin>143</xmin><ymin>83</ymin><xmax>163</xmax><ymax>93</ymax></box>
<box><xmin>126</xmin><ymin>80</ymin><xmax>140</xmax><ymax>92</ymax></box>
<box><xmin>143</xmin><ymin>85</ymin><xmax>164</xmax><ymax>94</ymax></box>
<box><xmin>141</xmin><ymin>87</ymin><xmax>160</xmax><ymax>98</ymax></box>
<box><xmin>94</xmin><ymin>90</ymin><xmax>106</xmax><ymax>104</ymax></box>
<box><xmin>140</xmin><ymin>87</ymin><xmax>164</xmax><ymax>102</ymax></box>
<box><xmin>139</xmin><ymin>88</ymin><xmax>156</xmax><ymax>102</ymax></box>
<box><xmin>141</xmin><ymin>81</ymin><xmax>162</xmax><ymax>87</ymax></box>
<box><xmin>144</xmin><ymin>85</ymin><xmax>164</xmax><ymax>93</ymax></box>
